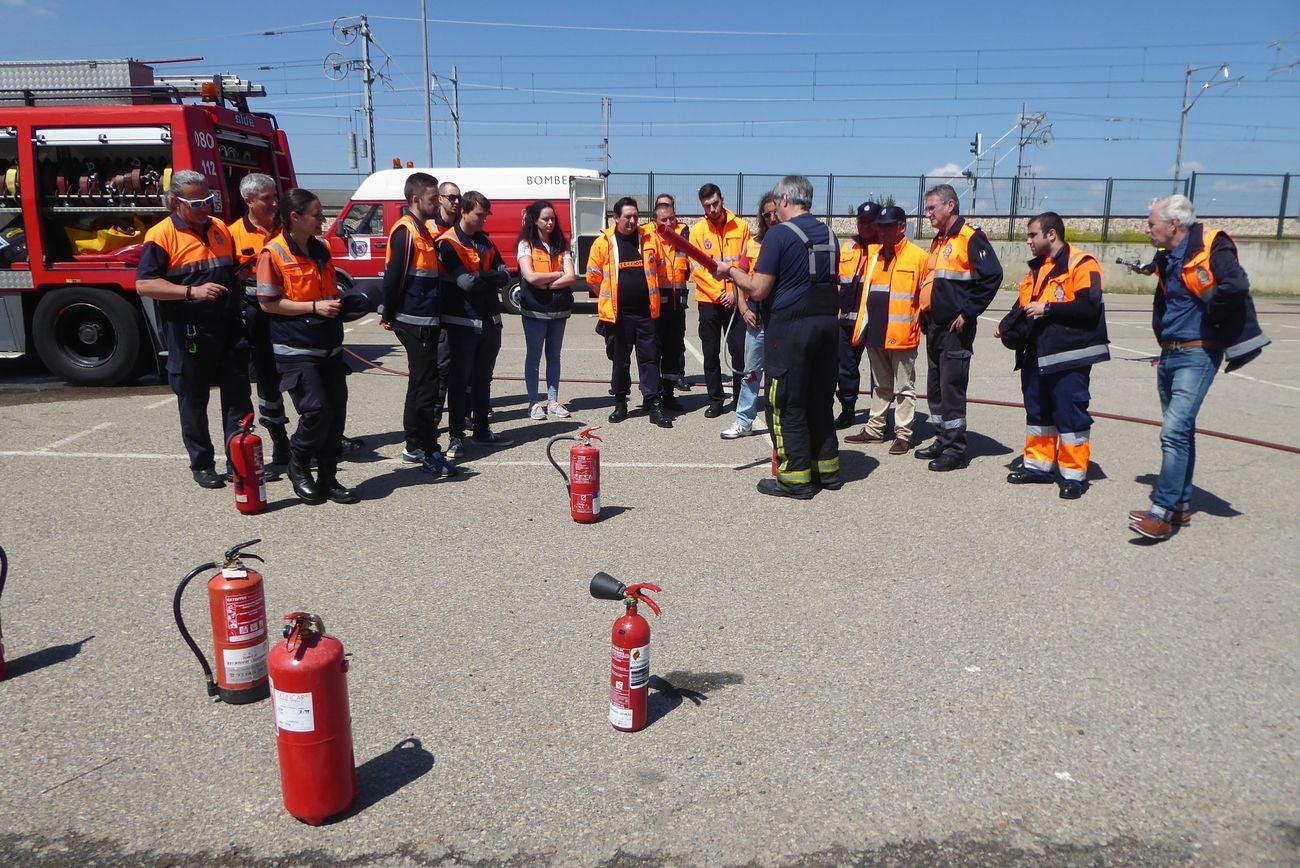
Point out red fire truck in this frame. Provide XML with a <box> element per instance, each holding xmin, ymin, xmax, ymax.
<box><xmin>0</xmin><ymin>59</ymin><xmax>296</xmax><ymax>385</ymax></box>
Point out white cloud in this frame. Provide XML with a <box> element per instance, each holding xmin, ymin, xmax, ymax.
<box><xmin>1171</xmin><ymin>160</ymin><xmax>1206</xmax><ymax>175</ymax></box>
<box><xmin>926</xmin><ymin>163</ymin><xmax>965</xmax><ymax>179</ymax></box>
<box><xmin>0</xmin><ymin>0</ymin><xmax>55</xmax><ymax>16</ymax></box>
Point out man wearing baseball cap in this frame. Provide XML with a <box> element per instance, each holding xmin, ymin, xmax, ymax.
<box><xmin>845</xmin><ymin>206</ymin><xmax>927</xmax><ymax>453</ymax></box>
<box><xmin>834</xmin><ymin>202</ymin><xmax>881</xmax><ymax>428</ymax></box>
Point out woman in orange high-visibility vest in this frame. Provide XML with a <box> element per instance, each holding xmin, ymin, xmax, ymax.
<box><xmin>517</xmin><ymin>200</ymin><xmax>577</xmax><ymax>420</ymax></box>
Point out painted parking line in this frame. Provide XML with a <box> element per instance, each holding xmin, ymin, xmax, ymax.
<box><xmin>144</xmin><ymin>397</ymin><xmax>174</xmax><ymax>410</ymax></box>
<box><xmin>36</xmin><ymin>422</ymin><xmax>114</xmax><ymax>452</ymax></box>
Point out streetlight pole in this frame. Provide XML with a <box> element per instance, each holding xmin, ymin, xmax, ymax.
<box><xmin>1173</xmin><ymin>62</ymin><xmax>1240</xmax><ymax>194</ymax></box>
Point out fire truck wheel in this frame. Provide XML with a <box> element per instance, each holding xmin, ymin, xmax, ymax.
<box><xmin>501</xmin><ymin>281</ymin><xmax>522</xmax><ymax>316</ymax></box>
<box><xmin>32</xmin><ymin>287</ymin><xmax>143</xmax><ymax>386</ymax></box>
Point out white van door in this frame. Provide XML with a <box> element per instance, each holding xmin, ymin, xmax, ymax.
<box><xmin>570</xmin><ymin>176</ymin><xmax>606</xmax><ymax>274</ymax></box>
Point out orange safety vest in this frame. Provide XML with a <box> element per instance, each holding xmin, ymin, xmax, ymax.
<box><xmin>688</xmin><ymin>210</ymin><xmax>751</xmax><ymax>303</ymax></box>
<box><xmin>1018</xmin><ymin>248</ymin><xmax>1098</xmax><ymax>307</ymax></box>
<box><xmin>229</xmin><ymin>216</ymin><xmax>274</xmax><ymax>294</ymax></box>
<box><xmin>140</xmin><ymin>213</ymin><xmax>239</xmax><ymax>324</ymax></box>
<box><xmin>257</xmin><ymin>232</ymin><xmax>343</xmax><ymax>357</ymax></box>
<box><xmin>1159</xmin><ymin>228</ymin><xmax>1223</xmax><ymax>301</ymax></box>
<box><xmin>837</xmin><ymin>236</ymin><xmax>877</xmax><ymax>322</ymax></box>
<box><xmin>518</xmin><ymin>240</ymin><xmax>572</xmax><ymax>319</ymax></box>
<box><xmin>656</xmin><ymin>221</ymin><xmax>691</xmax><ymax>310</ymax></box>
<box><xmin>438</xmin><ymin>227</ymin><xmax>506</xmax><ymax>331</ymax></box>
<box><xmin>920</xmin><ymin>221</ymin><xmax>978</xmax><ymax>313</ymax></box>
<box><xmin>384</xmin><ymin>211</ymin><xmax>441</xmax><ymax>327</ymax></box>
<box><xmin>586</xmin><ymin>225</ymin><xmax>663</xmax><ymax>324</ymax></box>
<box><xmin>853</xmin><ymin>237</ymin><xmax>927</xmax><ymax>350</ymax></box>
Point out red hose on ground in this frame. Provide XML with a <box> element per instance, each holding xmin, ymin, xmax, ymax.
<box><xmin>341</xmin><ymin>348</ymin><xmax>1300</xmax><ymax>456</ymax></box>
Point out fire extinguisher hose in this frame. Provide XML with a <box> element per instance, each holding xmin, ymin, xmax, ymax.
<box><xmin>173</xmin><ymin>560</ymin><xmax>220</xmax><ymax>697</ymax></box>
<box><xmin>546</xmin><ymin>434</ymin><xmax>579</xmax><ymax>491</ymax></box>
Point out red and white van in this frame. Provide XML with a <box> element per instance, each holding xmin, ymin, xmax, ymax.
<box><xmin>324</xmin><ymin>167</ymin><xmax>606</xmax><ymax>314</ymax></box>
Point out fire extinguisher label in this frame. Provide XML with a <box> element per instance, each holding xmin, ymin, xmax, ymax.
<box><xmin>223</xmin><ymin>590</ymin><xmax>266</xmax><ymax>642</ymax></box>
<box><xmin>609</xmin><ymin>643</ymin><xmax>649</xmax><ymax>727</ymax></box>
<box><xmin>222</xmin><ymin>639</ymin><xmax>268</xmax><ymax>684</ymax></box>
<box><xmin>591</xmin><ymin>492</ymin><xmax>601</xmax><ymax>515</ymax></box>
<box><xmin>271</xmin><ymin>685</ymin><xmax>315</xmax><ymax>733</ymax></box>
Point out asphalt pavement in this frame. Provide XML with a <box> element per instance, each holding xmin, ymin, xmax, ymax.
<box><xmin>0</xmin><ymin>290</ymin><xmax>1297</xmax><ymax>867</ymax></box>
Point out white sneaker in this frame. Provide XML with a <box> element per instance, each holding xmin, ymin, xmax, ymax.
<box><xmin>547</xmin><ymin>400</ymin><xmax>571</xmax><ymax>418</ymax></box>
<box><xmin>720</xmin><ymin>422</ymin><xmax>753</xmax><ymax>440</ymax></box>
<box><xmin>445</xmin><ymin>437</ymin><xmax>463</xmax><ymax>460</ymax></box>
<box><xmin>401</xmin><ymin>447</ymin><xmax>425</xmax><ymax>464</ymax></box>
<box><xmin>529</xmin><ymin>402</ymin><xmax>547</xmax><ymax>420</ymax></box>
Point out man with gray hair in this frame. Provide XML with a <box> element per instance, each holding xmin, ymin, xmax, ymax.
<box><xmin>1127</xmin><ymin>194</ymin><xmax>1268</xmax><ymax>541</ymax></box>
<box><xmin>230</xmin><ymin>173</ymin><xmax>291</xmax><ymax>471</ymax></box>
<box><xmin>136</xmin><ymin>170</ymin><xmax>252</xmax><ymax>489</ymax></box>
<box><xmin>717</xmin><ymin>175</ymin><xmax>840</xmax><ymax>498</ymax></box>
<box><xmin>915</xmin><ymin>183</ymin><xmax>1003</xmax><ymax>472</ymax></box>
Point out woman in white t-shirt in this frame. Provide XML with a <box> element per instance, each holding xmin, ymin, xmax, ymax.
<box><xmin>516</xmin><ymin>199</ymin><xmax>577</xmax><ymax>418</ymax></box>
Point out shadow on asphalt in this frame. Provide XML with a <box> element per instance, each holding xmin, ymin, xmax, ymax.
<box><xmin>1134</xmin><ymin>473</ymin><xmax>1243</xmax><ymax>518</ymax></box>
<box><xmin>337</xmin><ymin>737</ymin><xmax>436</xmax><ymax>821</ymax></box>
<box><xmin>645</xmin><ymin>670</ymin><xmax>744</xmax><ymax>728</ymax></box>
<box><xmin>1</xmin><ymin>635</ymin><xmax>94</xmax><ymax>681</ymax></box>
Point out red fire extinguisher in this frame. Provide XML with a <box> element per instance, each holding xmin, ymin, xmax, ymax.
<box><xmin>547</xmin><ymin>426</ymin><xmax>602</xmax><ymax>523</ymax></box>
<box><xmin>228</xmin><ymin>412</ymin><xmax>268</xmax><ymax>516</ymax></box>
<box><xmin>268</xmin><ymin>612</ymin><xmax>355</xmax><ymax>825</ymax></box>
<box><xmin>590</xmin><ymin>571</ymin><xmax>662</xmax><ymax>733</ymax></box>
<box><xmin>173</xmin><ymin>539</ymin><xmax>270</xmax><ymax>704</ymax></box>
<box><xmin>0</xmin><ymin>545</ymin><xmax>8</xmax><ymax>682</ymax></box>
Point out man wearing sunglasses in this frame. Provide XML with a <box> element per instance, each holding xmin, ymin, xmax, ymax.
<box><xmin>137</xmin><ymin>170</ymin><xmax>253</xmax><ymax>490</ymax></box>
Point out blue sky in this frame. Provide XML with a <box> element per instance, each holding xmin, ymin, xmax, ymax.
<box><xmin>6</xmin><ymin>0</ymin><xmax>1298</xmax><ymax>197</ymax></box>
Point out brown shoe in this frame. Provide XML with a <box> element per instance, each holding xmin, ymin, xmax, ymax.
<box><xmin>888</xmin><ymin>437</ymin><xmax>911</xmax><ymax>455</ymax></box>
<box><xmin>845</xmin><ymin>428</ymin><xmax>885</xmax><ymax>444</ymax></box>
<box><xmin>1128</xmin><ymin>507</ymin><xmax>1192</xmax><ymax>527</ymax></box>
<box><xmin>1129</xmin><ymin>511</ymin><xmax>1174</xmax><ymax>541</ymax></box>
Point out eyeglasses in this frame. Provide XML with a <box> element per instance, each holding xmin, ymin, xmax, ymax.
<box><xmin>442</xmin><ymin>194</ymin><xmax>461</xmax><ymax>202</ymax></box>
<box><xmin>178</xmin><ymin>193</ymin><xmax>215</xmax><ymax>208</ymax></box>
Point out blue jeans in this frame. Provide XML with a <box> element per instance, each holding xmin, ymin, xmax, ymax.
<box><xmin>735</xmin><ymin>327</ymin><xmax>765</xmax><ymax>428</ymax></box>
<box><xmin>1152</xmin><ymin>346</ymin><xmax>1222</xmax><ymax>517</ymax></box>
<box><xmin>522</xmin><ymin>316</ymin><xmax>568</xmax><ymax>403</ymax></box>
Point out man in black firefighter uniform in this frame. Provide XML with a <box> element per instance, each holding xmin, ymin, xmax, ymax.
<box><xmin>720</xmin><ymin>176</ymin><xmax>840</xmax><ymax>498</ymax></box>
<box><xmin>137</xmin><ymin>170</ymin><xmax>254</xmax><ymax>489</ymax></box>
<box><xmin>916</xmin><ymin>183</ymin><xmax>1003</xmax><ymax>471</ymax></box>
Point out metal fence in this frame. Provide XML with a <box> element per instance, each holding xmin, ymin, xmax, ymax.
<box><xmin>297</xmin><ymin>170</ymin><xmax>1297</xmax><ymax>241</ymax></box>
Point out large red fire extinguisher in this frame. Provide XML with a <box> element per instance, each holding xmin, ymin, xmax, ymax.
<box><xmin>0</xmin><ymin>545</ymin><xmax>8</xmax><ymax>682</ymax></box>
<box><xmin>228</xmin><ymin>412</ymin><xmax>268</xmax><ymax>515</ymax></box>
<box><xmin>590</xmin><ymin>571</ymin><xmax>662</xmax><ymax>732</ymax></box>
<box><xmin>547</xmin><ymin>426</ymin><xmax>602</xmax><ymax>523</ymax></box>
<box><xmin>268</xmin><ymin>612</ymin><xmax>355</xmax><ymax>825</ymax></box>
<box><xmin>173</xmin><ymin>539</ymin><xmax>270</xmax><ymax>704</ymax></box>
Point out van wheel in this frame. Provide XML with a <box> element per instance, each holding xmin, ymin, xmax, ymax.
<box><xmin>501</xmin><ymin>281</ymin><xmax>523</xmax><ymax>316</ymax></box>
<box><xmin>32</xmin><ymin>287</ymin><xmax>143</xmax><ymax>386</ymax></box>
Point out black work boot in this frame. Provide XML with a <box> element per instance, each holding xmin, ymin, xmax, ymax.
<box><xmin>660</xmin><ymin>381</ymin><xmax>684</xmax><ymax>412</ymax></box>
<box><xmin>608</xmin><ymin>398</ymin><xmax>628</xmax><ymax>423</ymax></box>
<box><xmin>835</xmin><ymin>402</ymin><xmax>857</xmax><ymax>430</ymax></box>
<box><xmin>646</xmin><ymin>398</ymin><xmax>673</xmax><ymax>429</ymax></box>
<box><xmin>267</xmin><ymin>424</ymin><xmax>291</xmax><ymax>466</ymax></box>
<box><xmin>316</xmin><ymin>459</ymin><xmax>358</xmax><ymax>504</ymax></box>
<box><xmin>287</xmin><ymin>454</ymin><xmax>325</xmax><ymax>505</ymax></box>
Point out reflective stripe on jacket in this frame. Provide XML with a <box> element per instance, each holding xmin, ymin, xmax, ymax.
<box><xmin>139</xmin><ymin>213</ymin><xmax>240</xmax><ymax>325</ymax></box>
<box><xmin>853</xmin><ymin>237</ymin><xmax>926</xmax><ymax>350</ymax></box>
<box><xmin>688</xmin><ymin>209</ymin><xmax>751</xmax><ymax>303</ymax></box>
<box><xmin>586</xmin><ymin>225</ymin><xmax>663</xmax><ymax>324</ymax></box>
<box><xmin>837</xmin><ymin>236</ymin><xmax>877</xmax><ymax>321</ymax></box>
<box><xmin>656</xmin><ymin>221</ymin><xmax>691</xmax><ymax>310</ymax></box>
<box><xmin>922</xmin><ymin>217</ymin><xmax>1003</xmax><ymax>327</ymax></box>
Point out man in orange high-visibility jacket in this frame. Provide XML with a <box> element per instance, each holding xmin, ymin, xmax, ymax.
<box><xmin>915</xmin><ymin>183</ymin><xmax>1003</xmax><ymax>472</ymax></box>
<box><xmin>834</xmin><ymin>201</ymin><xmax>880</xmax><ymax>429</ymax></box>
<box><xmin>136</xmin><ymin>170</ymin><xmax>253</xmax><ymax>490</ymax></box>
<box><xmin>587</xmin><ymin>197</ymin><xmax>672</xmax><ymax>428</ymax></box>
<box><xmin>688</xmin><ymin>183</ymin><xmax>751</xmax><ymax>417</ymax></box>
<box><xmin>995</xmin><ymin>212</ymin><xmax>1109</xmax><ymax>500</ymax></box>
<box><xmin>845</xmin><ymin>206</ymin><xmax>927</xmax><ymax>454</ymax></box>
<box><xmin>653</xmin><ymin>196</ymin><xmax>689</xmax><ymax>412</ymax></box>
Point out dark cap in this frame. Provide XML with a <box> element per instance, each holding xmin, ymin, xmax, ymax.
<box><xmin>875</xmin><ymin>206</ymin><xmax>907</xmax><ymax>225</ymax></box>
<box><xmin>856</xmin><ymin>201</ymin><xmax>883</xmax><ymax>221</ymax></box>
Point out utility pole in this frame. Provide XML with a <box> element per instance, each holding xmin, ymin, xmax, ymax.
<box><xmin>1015</xmin><ymin>104</ymin><xmax>1052</xmax><ymax>212</ymax></box>
<box><xmin>601</xmin><ymin>97</ymin><xmax>611</xmax><ymax>177</ymax></box>
<box><xmin>451</xmin><ymin>65</ymin><xmax>461</xmax><ymax>168</ymax></box>
<box><xmin>1174</xmin><ymin>63</ymin><xmax>1239</xmax><ymax>194</ymax></box>
<box><xmin>324</xmin><ymin>16</ymin><xmax>378</xmax><ymax>173</ymax></box>
<box><xmin>421</xmin><ymin>0</ymin><xmax>432</xmax><ymax>166</ymax></box>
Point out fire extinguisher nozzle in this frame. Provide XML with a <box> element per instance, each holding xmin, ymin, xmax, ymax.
<box><xmin>589</xmin><ymin>571</ymin><xmax>627</xmax><ymax>601</ymax></box>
